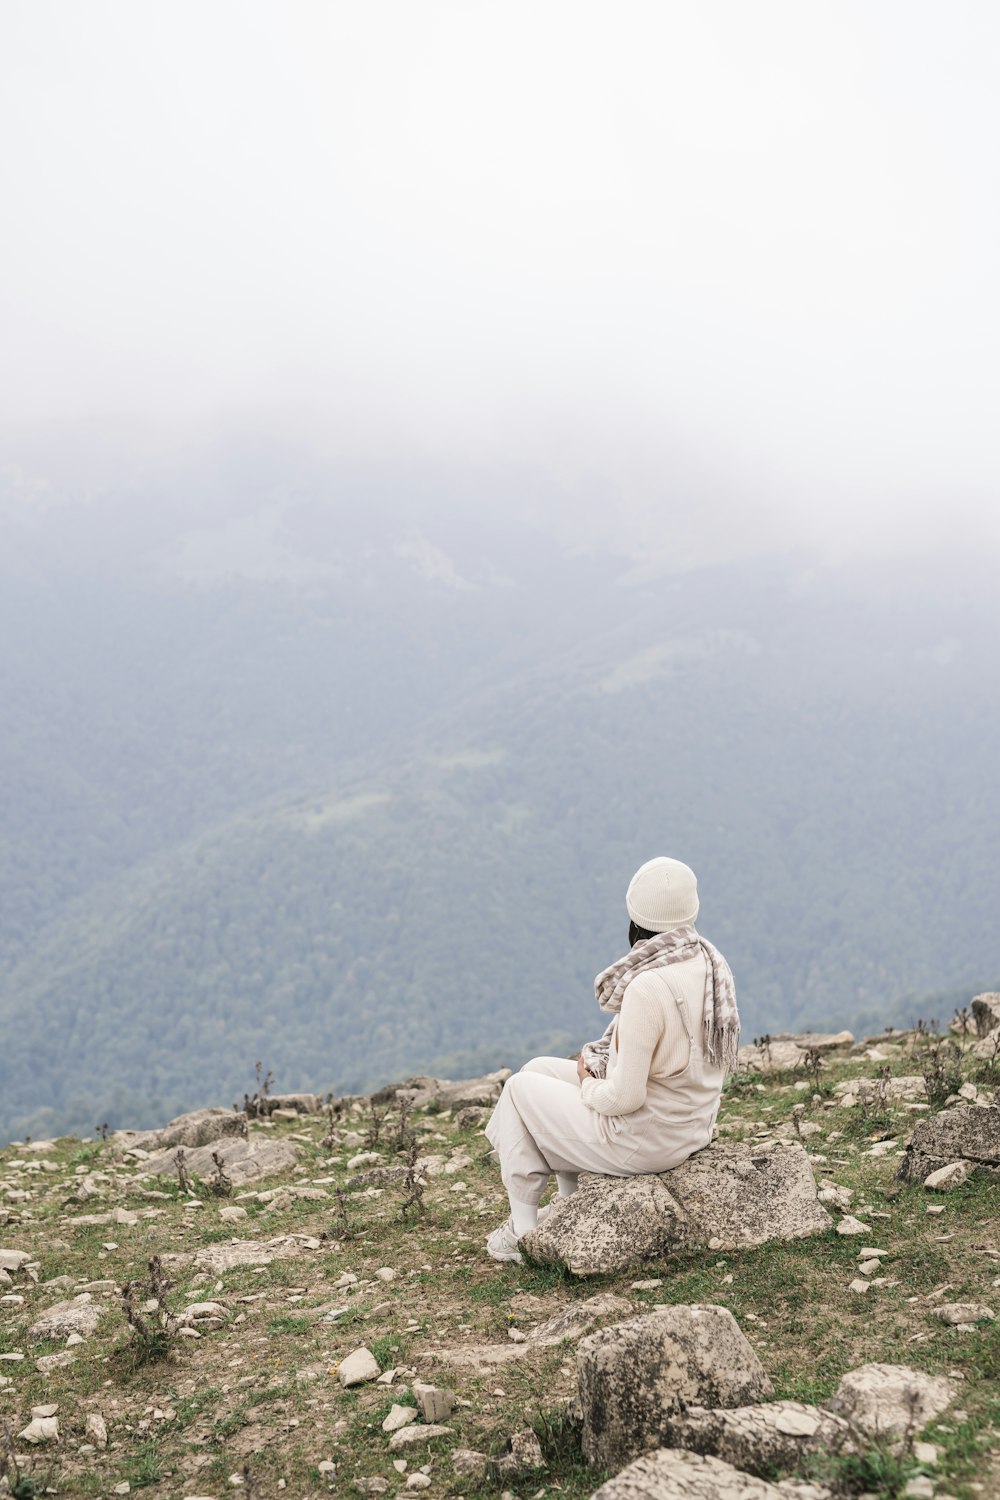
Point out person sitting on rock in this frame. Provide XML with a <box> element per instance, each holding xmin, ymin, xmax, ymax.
<box><xmin>484</xmin><ymin>856</ymin><xmax>740</xmax><ymax>1262</ymax></box>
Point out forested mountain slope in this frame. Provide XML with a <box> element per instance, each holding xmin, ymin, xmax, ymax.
<box><xmin>2</xmin><ymin>511</ymin><xmax>998</xmax><ymax>1143</ymax></box>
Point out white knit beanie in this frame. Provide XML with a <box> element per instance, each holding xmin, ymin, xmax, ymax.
<box><xmin>626</xmin><ymin>856</ymin><xmax>699</xmax><ymax>932</ymax></box>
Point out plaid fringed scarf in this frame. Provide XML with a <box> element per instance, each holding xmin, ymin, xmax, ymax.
<box><xmin>579</xmin><ymin>924</ymin><xmax>740</xmax><ymax>1079</ymax></box>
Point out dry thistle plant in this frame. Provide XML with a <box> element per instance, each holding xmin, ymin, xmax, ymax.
<box><xmin>753</xmin><ymin>1033</ymin><xmax>773</xmax><ymax>1068</ymax></box>
<box><xmin>917</xmin><ymin>1019</ymin><xmax>965</xmax><ymax>1104</ymax></box>
<box><xmin>332</xmin><ymin>1187</ymin><xmax>354</xmax><ymax>1240</ymax></box>
<box><xmin>392</xmin><ymin>1095</ymin><xmax>413</xmax><ymax>1153</ymax></box>
<box><xmin>173</xmin><ymin>1147</ymin><xmax>192</xmax><ymax>1196</ymax></box>
<box><xmin>364</xmin><ymin>1097</ymin><xmax>391</xmax><ymax>1150</ymax></box>
<box><xmin>210</xmin><ymin>1149</ymin><xmax>232</xmax><ymax>1197</ymax></box>
<box><xmin>1</xmin><ymin>1418</ymin><xmax>57</xmax><ymax>1500</ymax></box>
<box><xmin>399</xmin><ymin>1135</ymin><xmax>426</xmax><ymax>1222</ymax></box>
<box><xmin>326</xmin><ymin>1098</ymin><xmax>350</xmax><ymax>1152</ymax></box>
<box><xmin>119</xmin><ymin>1254</ymin><xmax>178</xmax><ymax>1368</ymax></box>
<box><xmin>802</xmin><ymin>1046</ymin><xmax>824</xmax><ymax>1091</ymax></box>
<box><xmin>857</xmin><ymin>1064</ymin><xmax>893</xmax><ymax>1129</ymax></box>
<box><xmin>238</xmin><ymin>1060</ymin><xmax>275</xmax><ymax>1121</ymax></box>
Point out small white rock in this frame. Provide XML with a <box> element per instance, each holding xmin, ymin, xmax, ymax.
<box><xmin>935</xmin><ymin>1302</ymin><xmax>994</xmax><ymax>1327</ymax></box>
<box><xmin>924</xmin><ymin>1161</ymin><xmax>971</xmax><ymax>1191</ymax></box>
<box><xmin>338</xmin><ymin>1346</ymin><xmax>381</xmax><ymax>1387</ymax></box>
<box><xmin>382</xmin><ymin>1404</ymin><xmax>419</xmax><ymax>1433</ymax></box>
<box><xmin>837</xmin><ymin>1215</ymin><xmax>871</xmax><ymax>1236</ymax></box>
<box><xmin>389</xmin><ymin>1423</ymin><xmax>452</xmax><ymax>1450</ymax></box>
<box><xmin>18</xmin><ymin>1416</ymin><xmax>59</xmax><ymax>1444</ymax></box>
<box><xmin>86</xmin><ymin>1412</ymin><xmax>108</xmax><ymax>1448</ymax></box>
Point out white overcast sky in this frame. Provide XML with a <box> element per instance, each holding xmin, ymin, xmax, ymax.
<box><xmin>2</xmin><ymin>2</ymin><xmax>999</xmax><ymax>559</ymax></box>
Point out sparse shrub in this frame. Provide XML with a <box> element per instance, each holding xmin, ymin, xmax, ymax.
<box><xmin>209</xmin><ymin>1149</ymin><xmax>232</xmax><ymax>1197</ymax></box>
<box><xmin>399</xmin><ymin>1136</ymin><xmax>426</xmax><ymax>1222</ymax></box>
<box><xmin>237</xmin><ymin>1060</ymin><xmax>275</xmax><ymax>1121</ymax></box>
<box><xmin>818</xmin><ymin>1441</ymin><xmax>916</xmax><ymax>1497</ymax></box>
<box><xmin>332</xmin><ymin>1187</ymin><xmax>355</xmax><ymax>1240</ymax></box>
<box><xmin>173</xmin><ymin>1147</ymin><xmax>192</xmax><ymax>1196</ymax></box>
<box><xmin>802</xmin><ymin>1046</ymin><xmax>825</xmax><ymax>1092</ymax></box>
<box><xmin>240</xmin><ymin>1464</ymin><xmax>264</xmax><ymax>1500</ymax></box>
<box><xmin>856</xmin><ymin>1064</ymin><xmax>893</xmax><ymax>1130</ymax></box>
<box><xmin>118</xmin><ymin>1255</ymin><xmax>178</xmax><ymax>1368</ymax></box>
<box><xmin>96</xmin><ymin>1121</ymin><xmax>110</xmax><ymax>1141</ymax></box>
<box><xmin>392</xmin><ymin>1095</ymin><xmax>413</xmax><ymax>1153</ymax></box>
<box><xmin>916</xmin><ymin>1018</ymin><xmax>965</xmax><ymax>1104</ymax></box>
<box><xmin>322</xmin><ymin>1093</ymin><xmax>345</xmax><ymax>1151</ymax></box>
<box><xmin>1</xmin><ymin>1420</ymin><xmax>56</xmax><ymax>1499</ymax></box>
<box><xmin>364</xmin><ymin>1097</ymin><xmax>391</xmax><ymax>1150</ymax></box>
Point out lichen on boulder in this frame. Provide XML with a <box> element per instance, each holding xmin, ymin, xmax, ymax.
<box><xmin>576</xmin><ymin>1303</ymin><xmax>773</xmax><ymax>1469</ymax></box>
<box><xmin>521</xmin><ymin>1141</ymin><xmax>831</xmax><ymax>1275</ymax></box>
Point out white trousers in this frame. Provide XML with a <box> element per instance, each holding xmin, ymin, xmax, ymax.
<box><xmin>485</xmin><ymin>1055</ymin><xmax>644</xmax><ymax>1208</ymax></box>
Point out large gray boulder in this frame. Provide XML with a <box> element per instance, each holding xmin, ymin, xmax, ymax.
<box><xmin>895</xmin><ymin>1106</ymin><xmax>1000</xmax><ymax>1184</ymax></box>
<box><xmin>383</xmin><ymin>1070</ymin><xmax>512</xmax><ymax>1112</ymax></box>
<box><xmin>29</xmin><ymin>1296</ymin><xmax>102</xmax><ymax>1341</ymax></box>
<box><xmin>0</xmin><ymin>1249</ymin><xmax>32</xmax><ymax>1273</ymax></box>
<box><xmin>522</xmin><ymin>1142</ymin><xmax>830</xmax><ymax>1275</ymax></box>
<box><xmin>972</xmin><ymin>993</ymin><xmax>1000</xmax><ymax>1037</ymax></box>
<box><xmin>139</xmin><ymin>1136</ymin><xmax>298</xmax><ymax>1185</ymax></box>
<box><xmin>590</xmin><ymin>1448</ymin><xmax>832</xmax><ymax>1500</ymax></box>
<box><xmin>661</xmin><ymin>1141</ymin><xmax>831</xmax><ymax>1251</ymax></box>
<box><xmin>824</xmin><ymin>1363</ymin><xmax>956</xmax><ymax>1437</ymax></box>
<box><xmin>577</xmin><ymin>1304</ymin><xmax>773</xmax><ymax>1470</ymax></box>
<box><xmin>117</xmin><ymin>1105</ymin><xmax>245</xmax><ymax>1153</ymax></box>
<box><xmin>266</xmin><ymin>1092</ymin><xmax>323</xmax><ymax>1114</ymax></box>
<box><xmin>738</xmin><ymin>1033</ymin><xmax>853</xmax><ymax>1073</ymax></box>
<box><xmin>974</xmin><ymin>1028</ymin><xmax>1000</xmax><ymax>1062</ymax></box>
<box><xmin>521</xmin><ymin>1175</ymin><xmax>684</xmax><ymax>1275</ymax></box>
<box><xmin>655</xmin><ymin>1401</ymin><xmax>855</xmax><ymax>1475</ymax></box>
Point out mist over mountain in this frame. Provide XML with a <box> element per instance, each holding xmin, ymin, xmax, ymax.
<box><xmin>2</xmin><ymin>461</ymin><xmax>998</xmax><ymax>1144</ymax></box>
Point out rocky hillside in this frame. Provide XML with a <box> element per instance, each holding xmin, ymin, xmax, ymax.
<box><xmin>1</xmin><ymin>1001</ymin><xmax>999</xmax><ymax>1500</ymax></box>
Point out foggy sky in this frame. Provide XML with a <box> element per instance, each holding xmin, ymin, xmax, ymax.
<box><xmin>2</xmin><ymin>1</ymin><xmax>999</xmax><ymax>562</ymax></box>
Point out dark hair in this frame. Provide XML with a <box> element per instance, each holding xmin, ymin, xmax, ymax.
<box><xmin>629</xmin><ymin>919</ymin><xmax>658</xmax><ymax>946</ymax></box>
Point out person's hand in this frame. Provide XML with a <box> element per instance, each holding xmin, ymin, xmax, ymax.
<box><xmin>576</xmin><ymin>1054</ymin><xmax>590</xmax><ymax>1083</ymax></box>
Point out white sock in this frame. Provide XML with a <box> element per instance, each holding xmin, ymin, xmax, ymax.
<box><xmin>556</xmin><ymin>1172</ymin><xmax>579</xmax><ymax>1198</ymax></box>
<box><xmin>510</xmin><ymin>1198</ymin><xmax>538</xmax><ymax>1236</ymax></box>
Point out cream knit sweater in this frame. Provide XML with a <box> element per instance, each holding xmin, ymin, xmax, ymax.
<box><xmin>579</xmin><ymin>950</ymin><xmax>709</xmax><ymax>1116</ymax></box>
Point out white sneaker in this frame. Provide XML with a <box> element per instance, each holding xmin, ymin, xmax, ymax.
<box><xmin>486</xmin><ymin>1216</ymin><xmax>523</xmax><ymax>1262</ymax></box>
